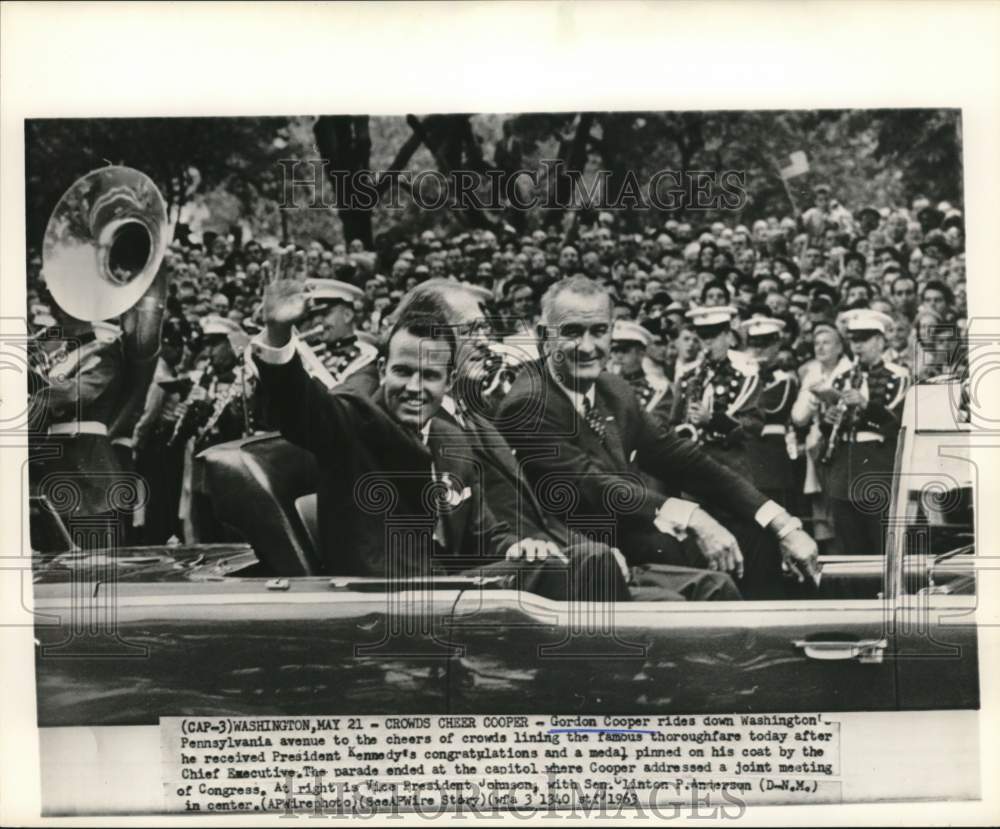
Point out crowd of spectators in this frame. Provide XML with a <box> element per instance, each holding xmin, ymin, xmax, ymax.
<box><xmin>26</xmin><ymin>182</ymin><xmax>968</xmax><ymax>550</ymax></box>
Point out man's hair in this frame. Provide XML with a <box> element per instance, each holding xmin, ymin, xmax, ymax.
<box><xmin>504</xmin><ymin>278</ymin><xmax>535</xmax><ymax>299</ymax></box>
<box><xmin>539</xmin><ymin>275</ymin><xmax>611</xmax><ymax>326</ymax></box>
<box><xmin>700</xmin><ymin>280</ymin><xmax>732</xmax><ymax>303</ymax></box>
<box><xmin>382</xmin><ymin>311</ymin><xmax>457</xmax><ymax>372</ymax></box>
<box><xmin>891</xmin><ymin>273</ymin><xmax>917</xmax><ymax>293</ymax></box>
<box><xmin>392</xmin><ymin>279</ymin><xmax>460</xmax><ymax>326</ymax></box>
<box><xmin>921</xmin><ymin>279</ymin><xmax>954</xmax><ymax>304</ymax></box>
<box><xmin>840</xmin><ymin>277</ymin><xmax>872</xmax><ymax>298</ymax></box>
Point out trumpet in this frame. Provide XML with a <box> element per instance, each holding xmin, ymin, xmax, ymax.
<box><xmin>821</xmin><ymin>359</ymin><xmax>863</xmax><ymax>465</ymax></box>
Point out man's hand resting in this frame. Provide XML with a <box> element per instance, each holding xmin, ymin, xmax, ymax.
<box><xmin>688</xmin><ymin>508</ymin><xmax>744</xmax><ymax>578</ymax></box>
<box><xmin>779</xmin><ymin>529</ymin><xmax>820</xmax><ymax>583</ymax></box>
<box><xmin>504</xmin><ymin>538</ymin><xmax>568</xmax><ymax>564</ymax></box>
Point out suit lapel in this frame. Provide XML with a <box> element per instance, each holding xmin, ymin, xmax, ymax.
<box><xmin>594</xmin><ymin>390</ymin><xmax>627</xmax><ymax>466</ymax></box>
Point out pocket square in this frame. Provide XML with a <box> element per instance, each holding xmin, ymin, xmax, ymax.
<box><xmin>446</xmin><ymin>486</ymin><xmax>473</xmax><ymax>507</ymax></box>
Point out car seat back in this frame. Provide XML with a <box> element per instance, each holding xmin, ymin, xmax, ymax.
<box><xmin>194</xmin><ymin>433</ymin><xmax>321</xmax><ymax>575</ymax></box>
<box><xmin>294</xmin><ymin>493</ymin><xmax>320</xmax><ymax>555</ymax></box>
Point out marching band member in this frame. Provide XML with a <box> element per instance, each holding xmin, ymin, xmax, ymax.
<box><xmin>741</xmin><ymin>317</ymin><xmax>798</xmax><ymax>509</ymax></box>
<box><xmin>29</xmin><ymin>307</ymin><xmax>130</xmax><ymax>550</ymax></box>
<box><xmin>814</xmin><ymin>309</ymin><xmax>909</xmax><ymax>555</ymax></box>
<box><xmin>131</xmin><ymin>316</ymin><xmax>191</xmax><ymax>543</ymax></box>
<box><xmin>175</xmin><ymin>315</ymin><xmax>257</xmax><ymax>452</ymax></box>
<box><xmin>669</xmin><ymin>305</ymin><xmax>762</xmax><ymax>479</ymax></box>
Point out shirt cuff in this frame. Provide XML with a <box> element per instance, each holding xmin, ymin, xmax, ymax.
<box><xmin>654</xmin><ymin>497</ymin><xmax>700</xmax><ymax>541</ymax></box>
<box><xmin>251</xmin><ymin>331</ymin><xmax>297</xmax><ymax>365</ymax></box>
<box><xmin>754</xmin><ymin>499</ymin><xmax>785</xmax><ymax>529</ymax></box>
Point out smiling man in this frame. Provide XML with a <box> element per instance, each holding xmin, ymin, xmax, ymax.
<box><xmin>252</xmin><ymin>276</ymin><xmax>558</xmax><ymax>578</ymax></box>
<box><xmin>496</xmin><ymin>276</ymin><xmax>819</xmax><ymax>600</ymax></box>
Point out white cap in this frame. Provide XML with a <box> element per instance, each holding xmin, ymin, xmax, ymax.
<box><xmin>612</xmin><ymin>319</ymin><xmax>653</xmax><ymax>346</ymax></box>
<box><xmin>841</xmin><ymin>308</ymin><xmax>894</xmax><ymax>335</ymax></box>
<box><xmin>739</xmin><ymin>317</ymin><xmax>786</xmax><ymax>339</ymax></box>
<box><xmin>685</xmin><ymin>305</ymin><xmax>738</xmax><ymax>328</ymax></box>
<box><xmin>305</xmin><ymin>278</ymin><xmax>363</xmax><ymax>306</ymax></box>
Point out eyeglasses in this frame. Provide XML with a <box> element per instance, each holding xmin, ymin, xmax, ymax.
<box><xmin>455</xmin><ymin>319</ymin><xmax>495</xmax><ymax>339</ymax></box>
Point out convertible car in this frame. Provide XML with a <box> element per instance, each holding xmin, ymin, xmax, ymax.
<box><xmin>31</xmin><ymin>382</ymin><xmax>979</xmax><ymax>725</ymax></box>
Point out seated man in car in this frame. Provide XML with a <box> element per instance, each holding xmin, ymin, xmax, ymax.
<box><xmin>495</xmin><ymin>276</ymin><xmax>820</xmax><ymax>600</ymax></box>
<box><xmin>251</xmin><ymin>276</ymin><xmax>640</xmax><ymax>602</ymax></box>
<box><xmin>392</xmin><ymin>280</ymin><xmax>742</xmax><ymax>602</ymax></box>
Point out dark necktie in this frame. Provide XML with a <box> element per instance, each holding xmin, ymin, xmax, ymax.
<box><xmin>582</xmin><ymin>396</ymin><xmax>607</xmax><ymax>444</ymax></box>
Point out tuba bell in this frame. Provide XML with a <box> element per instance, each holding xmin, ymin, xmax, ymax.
<box><xmin>41</xmin><ymin>166</ymin><xmax>170</xmax><ymax>322</ymax></box>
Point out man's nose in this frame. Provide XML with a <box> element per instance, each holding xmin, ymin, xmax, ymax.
<box><xmin>404</xmin><ymin>372</ymin><xmax>423</xmax><ymax>394</ymax></box>
<box><xmin>578</xmin><ymin>331</ymin><xmax>597</xmax><ymax>354</ymax></box>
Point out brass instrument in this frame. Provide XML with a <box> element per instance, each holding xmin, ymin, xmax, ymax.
<box><xmin>42</xmin><ymin>166</ymin><xmax>170</xmax><ymax>322</ymax></box>
<box><xmin>40</xmin><ymin>166</ymin><xmax>172</xmax><ymax>441</ymax></box>
<box><xmin>821</xmin><ymin>359</ymin><xmax>864</xmax><ymax>465</ymax></box>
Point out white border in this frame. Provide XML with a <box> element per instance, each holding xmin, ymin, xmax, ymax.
<box><xmin>3</xmin><ymin>1</ymin><xmax>999</xmax><ymax>825</ymax></box>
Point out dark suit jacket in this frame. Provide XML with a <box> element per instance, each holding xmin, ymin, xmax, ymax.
<box><xmin>495</xmin><ymin>361</ymin><xmax>769</xmax><ymax>543</ymax></box>
<box><xmin>437</xmin><ymin>405</ymin><xmax>573</xmax><ymax>546</ymax></box>
<box><xmin>437</xmin><ymin>402</ymin><xmax>737</xmax><ymax>602</ymax></box>
<box><xmin>255</xmin><ymin>353</ymin><xmax>515</xmax><ymax>576</ymax></box>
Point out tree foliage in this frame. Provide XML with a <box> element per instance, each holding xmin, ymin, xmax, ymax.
<box><xmin>25</xmin><ymin>109</ymin><xmax>963</xmax><ymax>250</ymax></box>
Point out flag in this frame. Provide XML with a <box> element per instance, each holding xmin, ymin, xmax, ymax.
<box><xmin>779</xmin><ymin>151</ymin><xmax>810</xmax><ymax>180</ymax></box>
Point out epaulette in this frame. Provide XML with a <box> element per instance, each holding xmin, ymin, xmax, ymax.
<box><xmin>885</xmin><ymin>360</ymin><xmax>910</xmax><ymax>380</ymax></box>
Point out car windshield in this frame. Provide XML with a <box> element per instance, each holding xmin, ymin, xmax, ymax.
<box><xmin>902</xmin><ymin>432</ymin><xmax>974</xmax><ymax>557</ymax></box>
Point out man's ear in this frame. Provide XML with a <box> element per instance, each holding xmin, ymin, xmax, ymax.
<box><xmin>535</xmin><ymin>322</ymin><xmax>550</xmax><ymax>359</ymax></box>
<box><xmin>377</xmin><ymin>356</ymin><xmax>386</xmax><ymax>381</ymax></box>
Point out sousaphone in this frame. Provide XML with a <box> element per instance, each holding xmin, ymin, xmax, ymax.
<box><xmin>42</xmin><ymin>166</ymin><xmax>170</xmax><ymax>321</ymax></box>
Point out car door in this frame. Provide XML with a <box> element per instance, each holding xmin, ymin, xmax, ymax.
<box><xmin>34</xmin><ymin>574</ymin><xmax>462</xmax><ymax>726</ymax></box>
<box><xmin>445</xmin><ymin>582</ymin><xmax>899</xmax><ymax>714</ymax></box>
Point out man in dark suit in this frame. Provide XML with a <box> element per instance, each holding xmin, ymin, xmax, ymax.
<box><xmin>251</xmin><ymin>276</ymin><xmax>631</xmax><ymax>601</ymax></box>
<box><xmin>392</xmin><ymin>281</ymin><xmax>740</xmax><ymax>601</ymax></box>
<box><xmin>495</xmin><ymin>276</ymin><xmax>819</xmax><ymax>600</ymax></box>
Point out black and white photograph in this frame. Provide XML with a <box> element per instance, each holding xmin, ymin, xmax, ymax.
<box><xmin>2</xmin><ymin>1</ymin><xmax>998</xmax><ymax>824</ymax></box>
